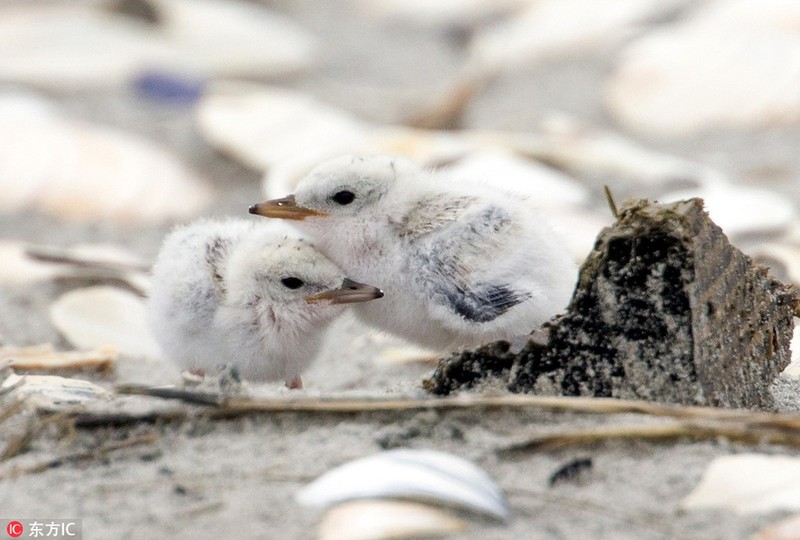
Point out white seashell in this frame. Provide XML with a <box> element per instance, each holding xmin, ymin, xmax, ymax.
<box><xmin>0</xmin><ymin>2</ymin><xmax>316</xmax><ymax>90</ymax></box>
<box><xmin>1</xmin><ymin>373</ymin><xmax>110</xmax><ymax>409</ymax></box>
<box><xmin>605</xmin><ymin>0</ymin><xmax>800</xmax><ymax>135</ymax></box>
<box><xmin>469</xmin><ymin>0</ymin><xmax>687</xmax><ymax>72</ymax></box>
<box><xmin>754</xmin><ymin>513</ymin><xmax>800</xmax><ymax>540</ymax></box>
<box><xmin>151</xmin><ymin>0</ymin><xmax>316</xmax><ymax>78</ymax></box>
<box><xmin>318</xmin><ymin>500</ymin><xmax>466</xmax><ymax>540</ymax></box>
<box><xmin>296</xmin><ymin>449</ymin><xmax>510</xmax><ymax>521</ymax></box>
<box><xmin>1</xmin><ymin>344</ymin><xmax>117</xmax><ymax>371</ymax></box>
<box><xmin>195</xmin><ymin>82</ymin><xmax>370</xmax><ymax>173</ymax></box>
<box><xmin>681</xmin><ymin>454</ymin><xmax>800</xmax><ymax>513</ymax></box>
<box><xmin>0</xmin><ymin>99</ymin><xmax>212</xmax><ymax>222</ymax></box>
<box><xmin>440</xmin><ymin>150</ymin><xmax>589</xmax><ymax>206</ymax></box>
<box><xmin>50</xmin><ymin>286</ymin><xmax>163</xmax><ymax>361</ymax></box>
<box><xmin>662</xmin><ymin>178</ymin><xmax>796</xmax><ymax>239</ymax></box>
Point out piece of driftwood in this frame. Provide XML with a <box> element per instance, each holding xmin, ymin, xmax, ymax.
<box><xmin>426</xmin><ymin>198</ymin><xmax>799</xmax><ymax>409</ymax></box>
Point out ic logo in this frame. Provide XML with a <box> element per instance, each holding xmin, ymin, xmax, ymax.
<box><xmin>6</xmin><ymin>521</ymin><xmax>23</xmax><ymax>538</ymax></box>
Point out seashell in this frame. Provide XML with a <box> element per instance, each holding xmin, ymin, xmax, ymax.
<box><xmin>681</xmin><ymin>453</ymin><xmax>800</xmax><ymax>513</ymax></box>
<box><xmin>1</xmin><ymin>344</ymin><xmax>116</xmax><ymax>371</ymax></box>
<box><xmin>296</xmin><ymin>448</ymin><xmax>510</xmax><ymax>521</ymax></box>
<box><xmin>49</xmin><ymin>286</ymin><xmax>163</xmax><ymax>360</ymax></box>
<box><xmin>318</xmin><ymin>500</ymin><xmax>466</xmax><ymax>540</ymax></box>
<box><xmin>440</xmin><ymin>150</ymin><xmax>589</xmax><ymax>206</ymax></box>
<box><xmin>662</xmin><ymin>177</ymin><xmax>796</xmax><ymax>239</ymax></box>
<box><xmin>0</xmin><ymin>98</ymin><xmax>212</xmax><ymax>222</ymax></box>
<box><xmin>1</xmin><ymin>373</ymin><xmax>110</xmax><ymax>410</ymax></box>
<box><xmin>0</xmin><ymin>1</ymin><xmax>316</xmax><ymax>90</ymax></box>
<box><xmin>605</xmin><ymin>0</ymin><xmax>800</xmax><ymax>135</ymax></box>
<box><xmin>195</xmin><ymin>81</ymin><xmax>371</xmax><ymax>173</ymax></box>
<box><xmin>0</xmin><ymin>241</ymin><xmax>151</xmax><ymax>294</ymax></box>
<box><xmin>468</xmin><ymin>0</ymin><xmax>687</xmax><ymax>72</ymax></box>
<box><xmin>754</xmin><ymin>514</ymin><xmax>800</xmax><ymax>540</ymax></box>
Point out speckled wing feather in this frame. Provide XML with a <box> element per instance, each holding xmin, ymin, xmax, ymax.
<box><xmin>409</xmin><ymin>202</ymin><xmax>532</xmax><ymax>325</ymax></box>
<box><xmin>392</xmin><ymin>194</ymin><xmax>479</xmax><ymax>240</ymax></box>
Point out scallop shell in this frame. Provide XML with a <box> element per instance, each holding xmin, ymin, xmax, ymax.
<box><xmin>318</xmin><ymin>500</ymin><xmax>466</xmax><ymax>540</ymax></box>
<box><xmin>49</xmin><ymin>286</ymin><xmax>163</xmax><ymax>361</ymax></box>
<box><xmin>681</xmin><ymin>453</ymin><xmax>800</xmax><ymax>513</ymax></box>
<box><xmin>0</xmin><ymin>96</ymin><xmax>212</xmax><ymax>222</ymax></box>
<box><xmin>605</xmin><ymin>0</ymin><xmax>800</xmax><ymax>135</ymax></box>
<box><xmin>296</xmin><ymin>449</ymin><xmax>510</xmax><ymax>521</ymax></box>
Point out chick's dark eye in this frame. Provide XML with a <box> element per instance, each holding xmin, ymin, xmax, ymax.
<box><xmin>281</xmin><ymin>277</ymin><xmax>304</xmax><ymax>289</ymax></box>
<box><xmin>331</xmin><ymin>190</ymin><xmax>355</xmax><ymax>205</ymax></box>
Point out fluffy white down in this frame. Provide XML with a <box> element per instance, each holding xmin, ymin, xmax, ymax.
<box><xmin>148</xmin><ymin>219</ymin><xmax>352</xmax><ymax>383</ymax></box>
<box><xmin>289</xmin><ymin>155</ymin><xmax>578</xmax><ymax>351</ymax></box>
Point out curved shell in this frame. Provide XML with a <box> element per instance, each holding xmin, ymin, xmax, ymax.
<box><xmin>50</xmin><ymin>286</ymin><xmax>163</xmax><ymax>361</ymax></box>
<box><xmin>0</xmin><ymin>94</ymin><xmax>212</xmax><ymax>222</ymax></box>
<box><xmin>296</xmin><ymin>449</ymin><xmax>510</xmax><ymax>521</ymax></box>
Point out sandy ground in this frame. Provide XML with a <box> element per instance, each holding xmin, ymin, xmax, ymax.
<box><xmin>2</xmin><ymin>1</ymin><xmax>800</xmax><ymax>538</ymax></box>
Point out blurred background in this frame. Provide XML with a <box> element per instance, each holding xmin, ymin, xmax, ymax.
<box><xmin>2</xmin><ymin>0</ymin><xmax>800</xmax><ymax>330</ymax></box>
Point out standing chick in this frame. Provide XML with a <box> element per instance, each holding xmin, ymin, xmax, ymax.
<box><xmin>148</xmin><ymin>219</ymin><xmax>383</xmax><ymax>389</ymax></box>
<box><xmin>249</xmin><ymin>155</ymin><xmax>576</xmax><ymax>350</ymax></box>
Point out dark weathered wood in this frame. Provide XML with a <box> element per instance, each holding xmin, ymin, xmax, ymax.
<box><xmin>427</xmin><ymin>198</ymin><xmax>799</xmax><ymax>409</ymax></box>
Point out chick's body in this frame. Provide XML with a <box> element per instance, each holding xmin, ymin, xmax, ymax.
<box><xmin>148</xmin><ymin>219</ymin><xmax>382</xmax><ymax>385</ymax></box>
<box><xmin>251</xmin><ymin>155</ymin><xmax>577</xmax><ymax>350</ymax></box>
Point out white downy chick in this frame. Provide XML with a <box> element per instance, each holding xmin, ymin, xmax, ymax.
<box><xmin>249</xmin><ymin>154</ymin><xmax>576</xmax><ymax>351</ymax></box>
<box><xmin>148</xmin><ymin>219</ymin><xmax>383</xmax><ymax>388</ymax></box>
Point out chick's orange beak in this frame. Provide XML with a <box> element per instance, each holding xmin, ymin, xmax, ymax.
<box><xmin>305</xmin><ymin>278</ymin><xmax>384</xmax><ymax>305</ymax></box>
<box><xmin>249</xmin><ymin>195</ymin><xmax>328</xmax><ymax>220</ymax></box>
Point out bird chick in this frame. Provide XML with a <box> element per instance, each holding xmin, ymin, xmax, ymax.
<box><xmin>148</xmin><ymin>219</ymin><xmax>383</xmax><ymax>389</ymax></box>
<box><xmin>249</xmin><ymin>155</ymin><xmax>576</xmax><ymax>351</ymax></box>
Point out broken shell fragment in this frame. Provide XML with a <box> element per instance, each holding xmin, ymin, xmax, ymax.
<box><xmin>1</xmin><ymin>373</ymin><xmax>110</xmax><ymax>410</ymax></box>
<box><xmin>1</xmin><ymin>344</ymin><xmax>116</xmax><ymax>371</ymax></box>
<box><xmin>296</xmin><ymin>449</ymin><xmax>510</xmax><ymax>521</ymax></box>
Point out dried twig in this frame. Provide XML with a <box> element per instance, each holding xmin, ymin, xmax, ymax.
<box><xmin>498</xmin><ymin>420</ymin><xmax>800</xmax><ymax>456</ymax></box>
<box><xmin>603</xmin><ymin>185</ymin><xmax>619</xmax><ymax>219</ymax></box>
<box><xmin>113</xmin><ymin>384</ymin><xmax>800</xmax><ymax>428</ymax></box>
